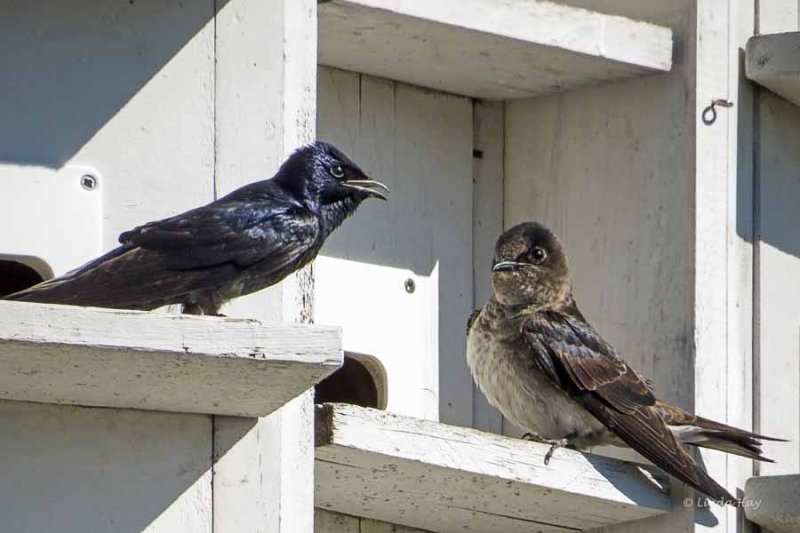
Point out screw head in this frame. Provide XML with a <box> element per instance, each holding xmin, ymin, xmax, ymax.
<box><xmin>404</xmin><ymin>278</ymin><xmax>416</xmax><ymax>294</ymax></box>
<box><xmin>81</xmin><ymin>174</ymin><xmax>98</xmax><ymax>191</ymax></box>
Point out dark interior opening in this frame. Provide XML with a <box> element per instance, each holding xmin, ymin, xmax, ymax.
<box><xmin>315</xmin><ymin>353</ymin><xmax>386</xmax><ymax>409</ymax></box>
<box><xmin>0</xmin><ymin>260</ymin><xmax>44</xmax><ymax>297</ymax></box>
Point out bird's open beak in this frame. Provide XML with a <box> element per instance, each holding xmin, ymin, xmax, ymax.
<box><xmin>492</xmin><ymin>261</ymin><xmax>526</xmax><ymax>272</ymax></box>
<box><xmin>343</xmin><ymin>179</ymin><xmax>390</xmax><ymax>201</ymax></box>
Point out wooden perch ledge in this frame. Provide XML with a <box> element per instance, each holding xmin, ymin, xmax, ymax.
<box><xmin>746</xmin><ymin>32</ymin><xmax>800</xmax><ymax>107</ymax></box>
<box><xmin>319</xmin><ymin>0</ymin><xmax>673</xmax><ymax>100</ymax></box>
<box><xmin>315</xmin><ymin>403</ymin><xmax>671</xmax><ymax>533</ymax></box>
<box><xmin>0</xmin><ymin>301</ymin><xmax>342</xmax><ymax>417</ymax></box>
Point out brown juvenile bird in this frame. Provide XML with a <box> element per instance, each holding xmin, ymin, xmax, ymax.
<box><xmin>467</xmin><ymin>222</ymin><xmax>782</xmax><ymax>503</ymax></box>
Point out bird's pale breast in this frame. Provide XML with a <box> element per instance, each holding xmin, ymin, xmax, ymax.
<box><xmin>466</xmin><ymin>308</ymin><xmax>615</xmax><ymax>448</ymax></box>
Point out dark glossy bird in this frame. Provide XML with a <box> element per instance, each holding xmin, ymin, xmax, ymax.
<box><xmin>6</xmin><ymin>141</ymin><xmax>388</xmax><ymax>315</ymax></box>
<box><xmin>467</xmin><ymin>222</ymin><xmax>783</xmax><ymax>504</ymax></box>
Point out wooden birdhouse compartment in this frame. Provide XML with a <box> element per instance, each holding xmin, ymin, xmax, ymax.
<box><xmin>2</xmin><ymin>1</ymin><xmax>800</xmax><ymax>532</ymax></box>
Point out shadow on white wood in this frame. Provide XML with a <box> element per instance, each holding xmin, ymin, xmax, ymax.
<box><xmin>316</xmin><ymin>67</ymin><xmax>474</xmax><ymax>426</ymax></box>
<box><xmin>318</xmin><ymin>0</ymin><xmax>672</xmax><ymax>100</ymax></box>
<box><xmin>0</xmin><ymin>400</ymin><xmax>212</xmax><ymax>533</ymax></box>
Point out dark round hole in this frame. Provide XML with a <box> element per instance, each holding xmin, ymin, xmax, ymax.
<box><xmin>0</xmin><ymin>260</ymin><xmax>44</xmax><ymax>297</ymax></box>
<box><xmin>315</xmin><ymin>354</ymin><xmax>384</xmax><ymax>409</ymax></box>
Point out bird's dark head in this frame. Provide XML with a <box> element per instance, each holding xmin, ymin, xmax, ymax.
<box><xmin>491</xmin><ymin>222</ymin><xmax>571</xmax><ymax>308</ymax></box>
<box><xmin>276</xmin><ymin>142</ymin><xmax>388</xmax><ymax>213</ymax></box>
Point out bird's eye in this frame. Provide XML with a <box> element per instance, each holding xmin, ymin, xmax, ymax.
<box><xmin>330</xmin><ymin>164</ymin><xmax>345</xmax><ymax>179</ymax></box>
<box><xmin>529</xmin><ymin>247</ymin><xmax>547</xmax><ymax>264</ymax></box>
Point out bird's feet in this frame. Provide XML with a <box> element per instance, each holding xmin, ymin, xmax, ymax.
<box><xmin>521</xmin><ymin>432</ymin><xmax>569</xmax><ymax>465</ymax></box>
<box><xmin>543</xmin><ymin>438</ymin><xmax>569</xmax><ymax>465</ymax></box>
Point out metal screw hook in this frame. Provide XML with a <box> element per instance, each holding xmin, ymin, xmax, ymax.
<box><xmin>702</xmin><ymin>99</ymin><xmax>734</xmax><ymax>125</ymax></box>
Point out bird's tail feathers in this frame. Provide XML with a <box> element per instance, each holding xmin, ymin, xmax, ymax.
<box><xmin>679</xmin><ymin>416</ymin><xmax>786</xmax><ymax>463</ymax></box>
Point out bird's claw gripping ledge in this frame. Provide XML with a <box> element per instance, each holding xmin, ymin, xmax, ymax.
<box><xmin>521</xmin><ymin>432</ymin><xmax>569</xmax><ymax>465</ymax></box>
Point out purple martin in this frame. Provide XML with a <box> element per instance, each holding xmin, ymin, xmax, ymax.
<box><xmin>467</xmin><ymin>222</ymin><xmax>783</xmax><ymax>503</ymax></box>
<box><xmin>6</xmin><ymin>142</ymin><xmax>388</xmax><ymax>315</ymax></box>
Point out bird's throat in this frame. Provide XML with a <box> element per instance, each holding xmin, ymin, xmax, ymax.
<box><xmin>320</xmin><ymin>197</ymin><xmax>359</xmax><ymax>236</ymax></box>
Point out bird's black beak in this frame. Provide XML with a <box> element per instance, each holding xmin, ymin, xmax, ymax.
<box><xmin>492</xmin><ymin>261</ymin><xmax>525</xmax><ymax>272</ymax></box>
<box><xmin>342</xmin><ymin>179</ymin><xmax>390</xmax><ymax>201</ymax></box>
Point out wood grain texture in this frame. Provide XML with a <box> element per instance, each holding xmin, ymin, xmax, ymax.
<box><xmin>212</xmin><ymin>2</ymin><xmax>319</xmax><ymax>531</ymax></box>
<box><xmin>319</xmin><ymin>0</ymin><xmax>672</xmax><ymax>100</ymax></box>
<box><xmin>316</xmin><ymin>67</ymin><xmax>473</xmax><ymax>426</ymax></box>
<box><xmin>315</xmin><ymin>404</ymin><xmax>670</xmax><ymax>533</ymax></box>
<box><xmin>0</xmin><ymin>300</ymin><xmax>341</xmax><ymax>417</ymax></box>
<box><xmin>471</xmin><ymin>101</ymin><xmax>504</xmax><ymax>435</ymax></box>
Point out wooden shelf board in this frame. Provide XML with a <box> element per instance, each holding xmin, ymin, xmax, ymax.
<box><xmin>0</xmin><ymin>301</ymin><xmax>341</xmax><ymax>417</ymax></box>
<box><xmin>744</xmin><ymin>474</ymin><xmax>800</xmax><ymax>533</ymax></box>
<box><xmin>315</xmin><ymin>403</ymin><xmax>671</xmax><ymax>533</ymax></box>
<box><xmin>746</xmin><ymin>32</ymin><xmax>800</xmax><ymax>107</ymax></box>
<box><xmin>318</xmin><ymin>0</ymin><xmax>673</xmax><ymax>100</ymax></box>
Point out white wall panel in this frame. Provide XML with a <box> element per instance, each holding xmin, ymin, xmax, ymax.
<box><xmin>0</xmin><ymin>401</ymin><xmax>212</xmax><ymax>533</ymax></box>
<box><xmin>316</xmin><ymin>67</ymin><xmax>473</xmax><ymax>425</ymax></box>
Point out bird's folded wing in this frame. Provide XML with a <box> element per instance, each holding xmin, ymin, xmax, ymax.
<box><xmin>523</xmin><ymin>312</ymin><xmax>735</xmax><ymax>502</ymax></box>
<box><xmin>583</xmin><ymin>395</ymin><xmax>735</xmax><ymax>502</ymax></box>
<box><xmin>120</xmin><ymin>201</ymin><xmax>319</xmax><ymax>270</ymax></box>
<box><xmin>524</xmin><ymin>312</ymin><xmax>655</xmax><ymax>414</ymax></box>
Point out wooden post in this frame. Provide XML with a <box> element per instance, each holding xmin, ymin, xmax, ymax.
<box><xmin>212</xmin><ymin>0</ymin><xmax>318</xmax><ymax>531</ymax></box>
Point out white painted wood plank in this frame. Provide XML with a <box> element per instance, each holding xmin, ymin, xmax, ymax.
<box><xmin>319</xmin><ymin>0</ymin><xmax>672</xmax><ymax>100</ymax></box>
<box><xmin>0</xmin><ymin>400</ymin><xmax>211</xmax><ymax>533</ymax></box>
<box><xmin>316</xmin><ymin>68</ymin><xmax>474</xmax><ymax>425</ymax></box>
<box><xmin>746</xmin><ymin>32</ymin><xmax>800</xmax><ymax>108</ymax></box>
<box><xmin>756</xmin><ymin>92</ymin><xmax>800</xmax><ymax>476</ymax></box>
<box><xmin>744</xmin><ymin>475</ymin><xmax>800</xmax><ymax>533</ymax></box>
<box><xmin>725</xmin><ymin>2</ymin><xmax>758</xmax><ymax>532</ymax></box>
<box><xmin>471</xmin><ymin>101</ymin><xmax>504</xmax><ymax>435</ymax></box>
<box><xmin>212</xmin><ymin>2</ymin><xmax>319</xmax><ymax>532</ymax></box>
<box><xmin>758</xmin><ymin>1</ymin><xmax>799</xmax><ymax>34</ymax></box>
<box><xmin>693</xmin><ymin>1</ymin><xmax>739</xmax><ymax>531</ymax></box>
<box><xmin>0</xmin><ymin>300</ymin><xmax>341</xmax><ymax>417</ymax></box>
<box><xmin>65</xmin><ymin>0</ymin><xmax>217</xmax><ymax>246</ymax></box>
<box><xmin>315</xmin><ymin>404</ymin><xmax>670</xmax><ymax>533</ymax></box>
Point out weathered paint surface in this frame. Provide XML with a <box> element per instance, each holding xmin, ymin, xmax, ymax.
<box><xmin>746</xmin><ymin>32</ymin><xmax>800</xmax><ymax>108</ymax></box>
<box><xmin>0</xmin><ymin>1</ymin><xmax>217</xmax><ymax>531</ymax></box>
<box><xmin>0</xmin><ymin>301</ymin><xmax>341</xmax><ymax>417</ymax></box>
<box><xmin>319</xmin><ymin>0</ymin><xmax>672</xmax><ymax>100</ymax></box>
<box><xmin>0</xmin><ymin>1</ymin><xmax>320</xmax><ymax>532</ymax></box>
<box><xmin>471</xmin><ymin>101</ymin><xmax>505</xmax><ymax>434</ymax></box>
<box><xmin>316</xmin><ymin>67</ymin><xmax>474</xmax><ymax>426</ymax></box>
<box><xmin>212</xmin><ymin>1</ymin><xmax>319</xmax><ymax>532</ymax></box>
<box><xmin>315</xmin><ymin>404</ymin><xmax>669</xmax><ymax>533</ymax></box>
<box><xmin>0</xmin><ymin>400</ymin><xmax>212</xmax><ymax>533</ymax></box>
<box><xmin>316</xmin><ymin>509</ymin><xmax>432</xmax><ymax>533</ymax></box>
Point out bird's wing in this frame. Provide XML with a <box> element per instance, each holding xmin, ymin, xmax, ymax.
<box><xmin>524</xmin><ymin>311</ymin><xmax>655</xmax><ymax>414</ymax></box>
<box><xmin>523</xmin><ymin>312</ymin><xmax>735</xmax><ymax>502</ymax></box>
<box><xmin>120</xmin><ymin>200</ymin><xmax>319</xmax><ymax>270</ymax></box>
